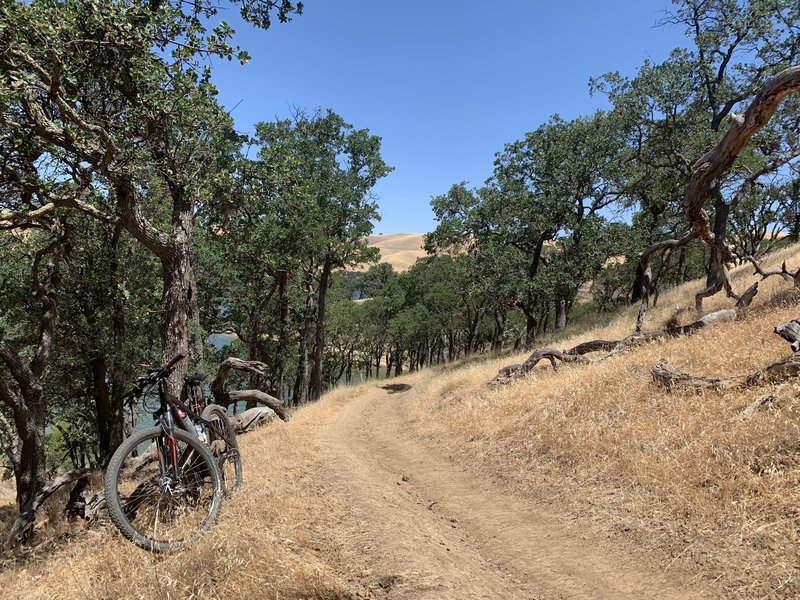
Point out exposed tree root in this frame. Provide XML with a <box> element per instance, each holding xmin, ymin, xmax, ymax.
<box><xmin>7</xmin><ymin>468</ymin><xmax>95</xmax><ymax>548</ymax></box>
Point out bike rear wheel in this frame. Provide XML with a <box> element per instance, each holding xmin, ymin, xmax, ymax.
<box><xmin>104</xmin><ymin>426</ymin><xmax>223</xmax><ymax>552</ymax></box>
<box><xmin>201</xmin><ymin>404</ymin><xmax>243</xmax><ymax>495</ymax></box>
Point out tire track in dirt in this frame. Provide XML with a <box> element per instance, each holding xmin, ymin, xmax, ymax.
<box><xmin>313</xmin><ymin>385</ymin><xmax>708</xmax><ymax>600</ymax></box>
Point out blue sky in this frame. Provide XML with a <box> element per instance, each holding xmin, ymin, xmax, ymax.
<box><xmin>211</xmin><ymin>1</ymin><xmax>690</xmax><ymax>234</ymax></box>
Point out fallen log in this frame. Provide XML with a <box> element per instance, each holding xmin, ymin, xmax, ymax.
<box><xmin>610</xmin><ymin>332</ymin><xmax>663</xmax><ymax>355</ymax></box>
<box><xmin>651</xmin><ymin>361</ymin><xmax>739</xmax><ymax>390</ymax></box>
<box><xmin>652</xmin><ymin>323</ymin><xmax>800</xmax><ymax>393</ymax></box>
<box><xmin>651</xmin><ymin>356</ymin><xmax>800</xmax><ymax>392</ymax></box>
<box><xmin>565</xmin><ymin>340</ymin><xmax>619</xmax><ymax>355</ymax></box>
<box><xmin>490</xmin><ymin>284</ymin><xmax>759</xmax><ymax>386</ymax></box>
<box><xmin>665</xmin><ymin>282</ymin><xmax>758</xmax><ymax>335</ymax></box>
<box><xmin>230</xmin><ymin>407</ymin><xmax>277</xmax><ymax>434</ymax></box>
<box><xmin>227</xmin><ymin>390</ymin><xmax>290</xmax><ymax>422</ymax></box>
<box><xmin>381</xmin><ymin>383</ymin><xmax>412</xmax><ymax>393</ymax></box>
<box><xmin>774</xmin><ymin>320</ymin><xmax>800</xmax><ymax>352</ymax></box>
<box><xmin>489</xmin><ymin>348</ymin><xmax>590</xmax><ymax>386</ymax></box>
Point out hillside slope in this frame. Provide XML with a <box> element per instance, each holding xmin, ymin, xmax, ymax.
<box><xmin>4</xmin><ymin>244</ymin><xmax>800</xmax><ymax>599</ymax></box>
<box><xmin>363</xmin><ymin>233</ymin><xmax>426</xmax><ymax>272</ymax></box>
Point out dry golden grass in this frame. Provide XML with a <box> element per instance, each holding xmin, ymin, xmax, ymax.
<box><xmin>4</xmin><ymin>246</ymin><xmax>800</xmax><ymax>598</ymax></box>
<box><xmin>359</xmin><ymin>233</ymin><xmax>426</xmax><ymax>272</ymax></box>
<box><xmin>399</xmin><ymin>245</ymin><xmax>800</xmax><ymax>598</ymax></box>
<box><xmin>0</xmin><ymin>390</ymin><xmax>370</xmax><ymax>600</ymax></box>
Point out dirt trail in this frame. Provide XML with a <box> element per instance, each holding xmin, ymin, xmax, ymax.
<box><xmin>311</xmin><ymin>385</ymin><xmax>707</xmax><ymax>600</ymax></box>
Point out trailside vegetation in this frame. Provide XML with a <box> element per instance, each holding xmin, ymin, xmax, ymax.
<box><xmin>2</xmin><ymin>0</ymin><xmax>800</xmax><ymax>548</ymax></box>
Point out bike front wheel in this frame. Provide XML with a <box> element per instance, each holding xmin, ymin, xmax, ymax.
<box><xmin>201</xmin><ymin>404</ymin><xmax>243</xmax><ymax>495</ymax></box>
<box><xmin>104</xmin><ymin>426</ymin><xmax>223</xmax><ymax>552</ymax></box>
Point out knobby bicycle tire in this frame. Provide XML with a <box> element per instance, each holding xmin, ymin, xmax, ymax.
<box><xmin>104</xmin><ymin>426</ymin><xmax>223</xmax><ymax>552</ymax></box>
<box><xmin>201</xmin><ymin>404</ymin><xmax>243</xmax><ymax>495</ymax></box>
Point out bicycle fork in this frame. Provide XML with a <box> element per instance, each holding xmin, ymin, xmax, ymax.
<box><xmin>155</xmin><ymin>411</ymin><xmax>182</xmax><ymax>496</ymax></box>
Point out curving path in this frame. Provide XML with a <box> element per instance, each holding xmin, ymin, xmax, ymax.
<box><xmin>308</xmin><ymin>385</ymin><xmax>706</xmax><ymax>599</ymax></box>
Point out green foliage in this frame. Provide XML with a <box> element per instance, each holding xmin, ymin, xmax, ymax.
<box><xmin>0</xmin><ymin>0</ymin><xmax>302</xmax><ymax>503</ymax></box>
<box><xmin>592</xmin><ymin>0</ymin><xmax>800</xmax><ymax>273</ymax></box>
<box><xmin>253</xmin><ymin>109</ymin><xmax>391</xmax><ymax>269</ymax></box>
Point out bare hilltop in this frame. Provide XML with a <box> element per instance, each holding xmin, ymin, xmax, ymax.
<box><xmin>365</xmin><ymin>233</ymin><xmax>427</xmax><ymax>272</ymax></box>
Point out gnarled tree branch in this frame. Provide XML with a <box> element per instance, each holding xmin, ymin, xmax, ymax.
<box><xmin>209</xmin><ymin>358</ymin><xmax>290</xmax><ymax>422</ymax></box>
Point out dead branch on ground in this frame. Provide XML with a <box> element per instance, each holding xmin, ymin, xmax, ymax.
<box><xmin>230</xmin><ymin>407</ymin><xmax>278</xmax><ymax>433</ymax></box>
<box><xmin>651</xmin><ymin>320</ymin><xmax>800</xmax><ymax>392</ymax></box>
<box><xmin>7</xmin><ymin>468</ymin><xmax>94</xmax><ymax>547</ymax></box>
<box><xmin>489</xmin><ymin>284</ymin><xmax>758</xmax><ymax>386</ymax></box>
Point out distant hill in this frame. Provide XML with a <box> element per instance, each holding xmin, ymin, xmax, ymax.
<box><xmin>362</xmin><ymin>233</ymin><xmax>427</xmax><ymax>272</ymax></box>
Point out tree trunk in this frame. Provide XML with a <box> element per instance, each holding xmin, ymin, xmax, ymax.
<box><xmin>386</xmin><ymin>350</ymin><xmax>393</xmax><ymax>377</ymax></box>
<box><xmin>273</xmin><ymin>269</ymin><xmax>289</xmax><ymax>400</ymax></box>
<box><xmin>792</xmin><ymin>205</ymin><xmax>800</xmax><ymax>243</ymax></box>
<box><xmin>394</xmin><ymin>347</ymin><xmax>403</xmax><ymax>376</ymax></box>
<box><xmin>491</xmin><ymin>311</ymin><xmax>506</xmax><ymax>353</ymax></box>
<box><xmin>310</xmin><ymin>256</ymin><xmax>332</xmax><ymax>401</ymax></box>
<box><xmin>90</xmin><ymin>353</ymin><xmax>115</xmax><ymax>467</ymax></box>
<box><xmin>244</xmin><ymin>305</ymin><xmax>261</xmax><ymax>410</ymax></box>
<box><xmin>555</xmin><ymin>300</ymin><xmax>568</xmax><ymax>333</ymax></box>
<box><xmin>523</xmin><ymin>302</ymin><xmax>537</xmax><ymax>348</ymax></box>
<box><xmin>0</xmin><ymin>231</ymin><xmax>64</xmax><ymax>513</ymax></box>
<box><xmin>705</xmin><ymin>187</ymin><xmax>730</xmax><ymax>287</ymax></box>
<box><xmin>293</xmin><ymin>273</ymin><xmax>315</xmax><ymax>405</ymax></box>
<box><xmin>159</xmin><ymin>247</ymin><xmax>196</xmax><ymax>399</ymax></box>
<box><xmin>345</xmin><ymin>350</ymin><xmax>353</xmax><ymax>384</ymax></box>
<box><xmin>108</xmin><ymin>223</ymin><xmax>127</xmax><ymax>463</ymax></box>
<box><xmin>116</xmin><ymin>182</ymin><xmax>197</xmax><ymax>401</ymax></box>
<box><xmin>465</xmin><ymin>309</ymin><xmax>482</xmax><ymax>355</ymax></box>
<box><xmin>677</xmin><ymin>246</ymin><xmax>688</xmax><ymax>285</ymax></box>
<box><xmin>6</xmin><ymin>380</ymin><xmax>47</xmax><ymax>514</ymax></box>
<box><xmin>683</xmin><ymin>66</ymin><xmax>800</xmax><ymax>281</ymax></box>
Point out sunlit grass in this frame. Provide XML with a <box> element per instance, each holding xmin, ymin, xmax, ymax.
<box><xmin>402</xmin><ymin>243</ymin><xmax>800</xmax><ymax>597</ymax></box>
<box><xmin>3</xmin><ymin>245</ymin><xmax>800</xmax><ymax>598</ymax></box>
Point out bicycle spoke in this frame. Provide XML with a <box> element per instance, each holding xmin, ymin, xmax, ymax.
<box><xmin>105</xmin><ymin>427</ymin><xmax>222</xmax><ymax>551</ymax></box>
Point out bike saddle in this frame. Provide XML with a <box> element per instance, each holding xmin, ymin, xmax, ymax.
<box><xmin>186</xmin><ymin>372</ymin><xmax>206</xmax><ymax>385</ymax></box>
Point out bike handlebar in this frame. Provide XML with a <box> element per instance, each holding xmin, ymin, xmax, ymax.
<box><xmin>123</xmin><ymin>353</ymin><xmax>186</xmax><ymax>398</ymax></box>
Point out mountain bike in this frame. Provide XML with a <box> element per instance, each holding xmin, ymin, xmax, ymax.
<box><xmin>185</xmin><ymin>371</ymin><xmax>243</xmax><ymax>496</ymax></box>
<box><xmin>104</xmin><ymin>354</ymin><xmax>224</xmax><ymax>552</ymax></box>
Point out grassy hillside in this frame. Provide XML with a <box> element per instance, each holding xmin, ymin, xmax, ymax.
<box><xmin>3</xmin><ymin>243</ymin><xmax>800</xmax><ymax>598</ymax></box>
<box><xmin>363</xmin><ymin>233</ymin><xmax>426</xmax><ymax>272</ymax></box>
<box><xmin>402</xmin><ymin>242</ymin><xmax>800</xmax><ymax>598</ymax></box>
